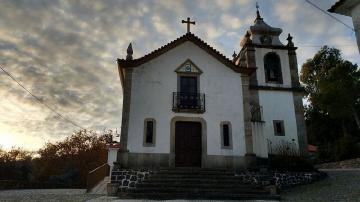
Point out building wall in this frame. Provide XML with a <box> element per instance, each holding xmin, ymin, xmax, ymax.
<box><xmin>251</xmin><ymin>47</ymin><xmax>299</xmax><ymax>156</ymax></box>
<box><xmin>258</xmin><ymin>91</ymin><xmax>299</xmax><ymax>151</ymax></box>
<box><xmin>127</xmin><ymin>41</ymin><xmax>246</xmax><ymax>159</ymax></box>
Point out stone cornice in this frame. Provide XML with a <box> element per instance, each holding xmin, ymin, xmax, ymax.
<box><xmin>249</xmin><ymin>85</ymin><xmax>305</xmax><ymax>92</ymax></box>
<box><xmin>244</xmin><ymin>44</ymin><xmax>298</xmax><ymax>51</ymax></box>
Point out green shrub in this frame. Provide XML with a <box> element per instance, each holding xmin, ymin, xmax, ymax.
<box><xmin>269</xmin><ymin>141</ymin><xmax>314</xmax><ymax>172</ymax></box>
<box><xmin>335</xmin><ymin>136</ymin><xmax>360</xmax><ymax>161</ymax></box>
<box><xmin>317</xmin><ymin>143</ymin><xmax>336</xmax><ymax>163</ymax></box>
<box><xmin>269</xmin><ymin>155</ymin><xmax>314</xmax><ymax>172</ymax></box>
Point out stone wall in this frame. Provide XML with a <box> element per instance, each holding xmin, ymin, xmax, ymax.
<box><xmin>110</xmin><ymin>167</ymin><xmax>153</xmax><ymax>191</ymax></box>
<box><xmin>236</xmin><ymin>171</ymin><xmax>327</xmax><ymax>190</ymax></box>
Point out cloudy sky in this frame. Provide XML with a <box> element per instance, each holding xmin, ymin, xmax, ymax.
<box><xmin>0</xmin><ymin>0</ymin><xmax>358</xmax><ymax>150</ymax></box>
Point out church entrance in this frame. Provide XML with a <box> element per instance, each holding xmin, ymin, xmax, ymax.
<box><xmin>175</xmin><ymin>121</ymin><xmax>202</xmax><ymax>167</ymax></box>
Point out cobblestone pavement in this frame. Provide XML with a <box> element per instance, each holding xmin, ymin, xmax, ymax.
<box><xmin>281</xmin><ymin>170</ymin><xmax>360</xmax><ymax>202</ymax></box>
<box><xmin>87</xmin><ymin>198</ymin><xmax>276</xmax><ymax>202</ymax></box>
<box><xmin>316</xmin><ymin>158</ymin><xmax>360</xmax><ymax>169</ymax></box>
<box><xmin>0</xmin><ymin>189</ymin><xmax>101</xmax><ymax>202</ymax></box>
<box><xmin>0</xmin><ymin>170</ymin><xmax>359</xmax><ymax>202</ymax></box>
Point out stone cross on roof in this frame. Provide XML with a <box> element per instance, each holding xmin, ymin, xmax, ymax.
<box><xmin>256</xmin><ymin>2</ymin><xmax>263</xmax><ymax>20</ymax></box>
<box><xmin>182</xmin><ymin>17</ymin><xmax>195</xmax><ymax>33</ymax></box>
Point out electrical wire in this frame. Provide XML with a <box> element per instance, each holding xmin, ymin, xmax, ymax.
<box><xmin>305</xmin><ymin>0</ymin><xmax>355</xmax><ymax>32</ymax></box>
<box><xmin>0</xmin><ymin>66</ymin><xmax>85</xmax><ymax>130</ymax></box>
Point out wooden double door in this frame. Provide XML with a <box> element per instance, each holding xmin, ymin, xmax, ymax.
<box><xmin>175</xmin><ymin>121</ymin><xmax>202</xmax><ymax>167</ymax></box>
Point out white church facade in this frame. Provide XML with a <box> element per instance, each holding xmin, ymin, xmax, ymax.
<box><xmin>115</xmin><ymin>11</ymin><xmax>307</xmax><ymax>169</ymax></box>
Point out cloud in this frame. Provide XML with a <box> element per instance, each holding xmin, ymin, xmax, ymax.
<box><xmin>221</xmin><ymin>14</ymin><xmax>243</xmax><ymax>29</ymax></box>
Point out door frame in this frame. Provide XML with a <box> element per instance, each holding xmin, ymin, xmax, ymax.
<box><xmin>169</xmin><ymin>116</ymin><xmax>207</xmax><ymax>168</ymax></box>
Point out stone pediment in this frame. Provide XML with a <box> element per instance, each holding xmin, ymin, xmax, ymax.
<box><xmin>175</xmin><ymin>59</ymin><xmax>202</xmax><ymax>74</ymax></box>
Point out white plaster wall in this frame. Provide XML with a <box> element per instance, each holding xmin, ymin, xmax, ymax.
<box><xmin>254</xmin><ymin>48</ymin><xmax>291</xmax><ymax>87</ymax></box>
<box><xmin>252</xmin><ymin>123</ymin><xmax>268</xmax><ymax>158</ymax></box>
<box><xmin>107</xmin><ymin>148</ymin><xmax>119</xmax><ymax>171</ymax></box>
<box><xmin>258</xmin><ymin>91</ymin><xmax>299</xmax><ymax>153</ymax></box>
<box><xmin>127</xmin><ymin>41</ymin><xmax>246</xmax><ymax>157</ymax></box>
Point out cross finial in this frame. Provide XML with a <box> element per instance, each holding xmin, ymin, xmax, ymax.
<box><xmin>182</xmin><ymin>17</ymin><xmax>195</xmax><ymax>33</ymax></box>
<box><xmin>255</xmin><ymin>2</ymin><xmax>262</xmax><ymax>21</ymax></box>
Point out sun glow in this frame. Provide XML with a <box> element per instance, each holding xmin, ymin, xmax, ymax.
<box><xmin>0</xmin><ymin>126</ymin><xmax>16</xmax><ymax>150</ymax></box>
<box><xmin>0</xmin><ymin>123</ymin><xmax>44</xmax><ymax>151</ymax></box>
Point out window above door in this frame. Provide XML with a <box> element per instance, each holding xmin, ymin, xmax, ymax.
<box><xmin>173</xmin><ymin>59</ymin><xmax>205</xmax><ymax>113</ymax></box>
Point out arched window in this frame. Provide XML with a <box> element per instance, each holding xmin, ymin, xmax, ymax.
<box><xmin>264</xmin><ymin>52</ymin><xmax>283</xmax><ymax>83</ymax></box>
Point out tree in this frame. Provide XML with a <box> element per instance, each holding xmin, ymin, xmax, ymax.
<box><xmin>0</xmin><ymin>147</ymin><xmax>33</xmax><ymax>181</ymax></box>
<box><xmin>34</xmin><ymin>129</ymin><xmax>111</xmax><ymax>187</ymax></box>
<box><xmin>301</xmin><ymin>46</ymin><xmax>360</xmax><ymax>136</ymax></box>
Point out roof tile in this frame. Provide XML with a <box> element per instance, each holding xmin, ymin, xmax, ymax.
<box><xmin>117</xmin><ymin>32</ymin><xmax>256</xmax><ymax>75</ymax></box>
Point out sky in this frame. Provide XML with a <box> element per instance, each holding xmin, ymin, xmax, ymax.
<box><xmin>0</xmin><ymin>0</ymin><xmax>358</xmax><ymax>151</ymax></box>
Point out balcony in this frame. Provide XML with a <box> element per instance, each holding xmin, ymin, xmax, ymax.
<box><xmin>172</xmin><ymin>92</ymin><xmax>205</xmax><ymax>113</ymax></box>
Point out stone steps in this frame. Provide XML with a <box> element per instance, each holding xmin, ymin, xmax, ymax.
<box><xmin>119</xmin><ymin>192</ymin><xmax>280</xmax><ymax>200</ymax></box>
<box><xmin>157</xmin><ymin>169</ymin><xmax>235</xmax><ymax>175</ymax></box>
<box><xmin>140</xmin><ymin>178</ymin><xmax>252</xmax><ymax>184</ymax></box>
<box><xmin>117</xmin><ymin>168</ymin><xmax>279</xmax><ymax>200</ymax></box>
<box><xmin>136</xmin><ymin>182</ymin><xmax>261</xmax><ymax>189</ymax></box>
<box><xmin>128</xmin><ymin>187</ymin><xmax>270</xmax><ymax>194</ymax></box>
<box><xmin>149</xmin><ymin>174</ymin><xmax>244</xmax><ymax>179</ymax></box>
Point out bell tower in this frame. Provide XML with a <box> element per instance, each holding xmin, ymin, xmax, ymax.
<box><xmin>234</xmin><ymin>6</ymin><xmax>308</xmax><ymax>158</ymax></box>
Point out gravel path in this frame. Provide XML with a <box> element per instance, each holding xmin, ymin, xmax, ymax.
<box><xmin>0</xmin><ymin>170</ymin><xmax>359</xmax><ymax>202</ymax></box>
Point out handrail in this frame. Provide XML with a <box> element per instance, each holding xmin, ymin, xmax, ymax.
<box><xmin>86</xmin><ymin>163</ymin><xmax>110</xmax><ymax>192</ymax></box>
<box><xmin>89</xmin><ymin>163</ymin><xmax>108</xmax><ymax>174</ymax></box>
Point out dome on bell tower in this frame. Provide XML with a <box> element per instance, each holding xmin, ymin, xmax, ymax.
<box><xmin>240</xmin><ymin>6</ymin><xmax>284</xmax><ymax>47</ymax></box>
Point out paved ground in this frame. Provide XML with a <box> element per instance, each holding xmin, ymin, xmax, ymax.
<box><xmin>281</xmin><ymin>169</ymin><xmax>360</xmax><ymax>202</ymax></box>
<box><xmin>0</xmin><ymin>170</ymin><xmax>359</xmax><ymax>202</ymax></box>
<box><xmin>87</xmin><ymin>199</ymin><xmax>276</xmax><ymax>202</ymax></box>
<box><xmin>316</xmin><ymin>158</ymin><xmax>360</xmax><ymax>169</ymax></box>
<box><xmin>0</xmin><ymin>189</ymin><xmax>101</xmax><ymax>202</ymax></box>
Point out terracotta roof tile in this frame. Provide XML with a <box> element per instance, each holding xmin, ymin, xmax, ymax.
<box><xmin>117</xmin><ymin>32</ymin><xmax>256</xmax><ymax>75</ymax></box>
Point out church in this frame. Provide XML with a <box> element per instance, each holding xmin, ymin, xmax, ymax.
<box><xmin>115</xmin><ymin>9</ymin><xmax>307</xmax><ymax>170</ymax></box>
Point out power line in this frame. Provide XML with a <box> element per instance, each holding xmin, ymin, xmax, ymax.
<box><xmin>0</xmin><ymin>66</ymin><xmax>85</xmax><ymax>130</ymax></box>
<box><xmin>305</xmin><ymin>0</ymin><xmax>355</xmax><ymax>32</ymax></box>
<box><xmin>299</xmin><ymin>44</ymin><xmax>357</xmax><ymax>47</ymax></box>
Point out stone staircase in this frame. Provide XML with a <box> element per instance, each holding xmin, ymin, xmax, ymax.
<box><xmin>89</xmin><ymin>176</ymin><xmax>109</xmax><ymax>194</ymax></box>
<box><xmin>118</xmin><ymin>168</ymin><xmax>280</xmax><ymax>200</ymax></box>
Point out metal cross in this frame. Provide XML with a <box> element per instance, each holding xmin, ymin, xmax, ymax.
<box><xmin>182</xmin><ymin>17</ymin><xmax>195</xmax><ymax>33</ymax></box>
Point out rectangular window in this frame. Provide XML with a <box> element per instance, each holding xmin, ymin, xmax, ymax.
<box><xmin>144</xmin><ymin>119</ymin><xmax>156</xmax><ymax>146</ymax></box>
<box><xmin>223</xmin><ymin>124</ymin><xmax>230</xmax><ymax>147</ymax></box>
<box><xmin>221</xmin><ymin>122</ymin><xmax>232</xmax><ymax>149</ymax></box>
<box><xmin>146</xmin><ymin>121</ymin><xmax>153</xmax><ymax>143</ymax></box>
<box><xmin>180</xmin><ymin>76</ymin><xmax>198</xmax><ymax>93</ymax></box>
<box><xmin>273</xmin><ymin>120</ymin><xmax>285</xmax><ymax>136</ymax></box>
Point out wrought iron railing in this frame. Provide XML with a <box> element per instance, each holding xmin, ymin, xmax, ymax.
<box><xmin>172</xmin><ymin>92</ymin><xmax>205</xmax><ymax>113</ymax></box>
